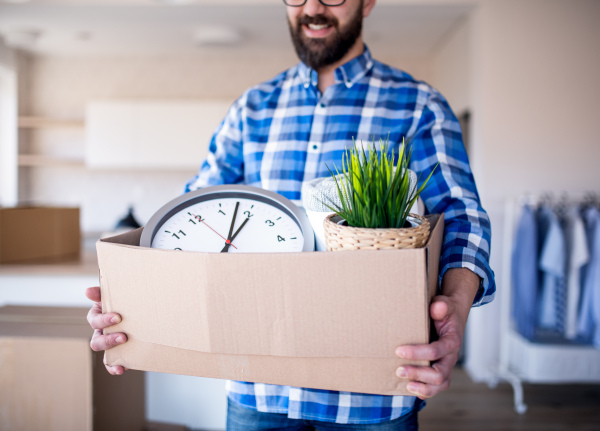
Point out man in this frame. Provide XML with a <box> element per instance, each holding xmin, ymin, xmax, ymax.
<box><xmin>86</xmin><ymin>0</ymin><xmax>495</xmax><ymax>429</ymax></box>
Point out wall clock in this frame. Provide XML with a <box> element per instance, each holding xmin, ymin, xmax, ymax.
<box><xmin>139</xmin><ymin>185</ymin><xmax>315</xmax><ymax>253</ymax></box>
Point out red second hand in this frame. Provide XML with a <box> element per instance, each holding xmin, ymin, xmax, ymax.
<box><xmin>191</xmin><ymin>213</ymin><xmax>238</xmax><ymax>250</ymax></box>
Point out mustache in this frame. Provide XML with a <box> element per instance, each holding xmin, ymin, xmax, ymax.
<box><xmin>297</xmin><ymin>14</ymin><xmax>338</xmax><ymax>27</ymax></box>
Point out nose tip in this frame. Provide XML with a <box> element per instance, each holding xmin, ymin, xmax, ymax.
<box><xmin>302</xmin><ymin>0</ymin><xmax>328</xmax><ymax>15</ymax></box>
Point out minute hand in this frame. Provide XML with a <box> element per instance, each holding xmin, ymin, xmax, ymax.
<box><xmin>220</xmin><ymin>202</ymin><xmax>240</xmax><ymax>253</ymax></box>
<box><xmin>221</xmin><ymin>217</ymin><xmax>250</xmax><ymax>253</ymax></box>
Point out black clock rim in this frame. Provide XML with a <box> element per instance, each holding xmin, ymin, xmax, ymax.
<box><xmin>139</xmin><ymin>185</ymin><xmax>315</xmax><ymax>252</ymax></box>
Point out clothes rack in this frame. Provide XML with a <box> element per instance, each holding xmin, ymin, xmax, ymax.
<box><xmin>488</xmin><ymin>193</ymin><xmax>600</xmax><ymax>414</ymax></box>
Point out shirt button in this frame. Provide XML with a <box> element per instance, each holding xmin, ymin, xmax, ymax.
<box><xmin>312</xmin><ymin>144</ymin><xmax>318</xmax><ymax>150</ymax></box>
<box><xmin>319</xmin><ymin>102</ymin><xmax>325</xmax><ymax>108</ymax></box>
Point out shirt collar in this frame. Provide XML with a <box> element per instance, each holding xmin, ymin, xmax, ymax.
<box><xmin>298</xmin><ymin>44</ymin><xmax>374</xmax><ymax>90</ymax></box>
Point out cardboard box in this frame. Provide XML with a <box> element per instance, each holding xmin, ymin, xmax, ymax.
<box><xmin>0</xmin><ymin>206</ymin><xmax>81</xmax><ymax>263</ymax></box>
<box><xmin>0</xmin><ymin>305</ymin><xmax>145</xmax><ymax>431</ymax></box>
<box><xmin>98</xmin><ymin>214</ymin><xmax>444</xmax><ymax>396</ymax></box>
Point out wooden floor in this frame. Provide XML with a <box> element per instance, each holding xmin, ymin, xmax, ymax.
<box><xmin>420</xmin><ymin>368</ymin><xmax>600</xmax><ymax>431</ymax></box>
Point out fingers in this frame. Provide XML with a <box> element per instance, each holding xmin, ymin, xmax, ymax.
<box><xmin>85</xmin><ymin>286</ymin><xmax>101</xmax><ymax>303</ymax></box>
<box><xmin>87</xmin><ymin>302</ymin><xmax>122</xmax><ymax>331</ymax></box>
<box><xmin>87</xmin><ymin>286</ymin><xmax>128</xmax><ymax>376</ymax></box>
<box><xmin>105</xmin><ymin>364</ymin><xmax>127</xmax><ymax>376</ymax></box>
<box><xmin>396</xmin><ymin>355</ymin><xmax>456</xmax><ymax>399</ymax></box>
<box><xmin>90</xmin><ymin>328</ymin><xmax>128</xmax><ymax>352</ymax></box>
<box><xmin>103</xmin><ymin>353</ymin><xmax>127</xmax><ymax>376</ymax></box>
<box><xmin>395</xmin><ymin>333</ymin><xmax>460</xmax><ymax>363</ymax></box>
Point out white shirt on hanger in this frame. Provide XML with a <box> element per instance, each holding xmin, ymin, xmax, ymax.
<box><xmin>564</xmin><ymin>206</ymin><xmax>589</xmax><ymax>339</ymax></box>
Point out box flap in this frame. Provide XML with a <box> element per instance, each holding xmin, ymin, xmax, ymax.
<box><xmin>100</xmin><ymin>227</ymin><xmax>143</xmax><ymax>246</ymax></box>
<box><xmin>98</xmin><ymin>237</ymin><xmax>431</xmax><ymax>359</ymax></box>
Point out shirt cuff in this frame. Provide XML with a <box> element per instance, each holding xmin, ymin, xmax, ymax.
<box><xmin>438</xmin><ymin>259</ymin><xmax>496</xmax><ymax>307</ymax></box>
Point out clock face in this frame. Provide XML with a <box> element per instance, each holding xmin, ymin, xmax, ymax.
<box><xmin>140</xmin><ymin>186</ymin><xmax>314</xmax><ymax>253</ymax></box>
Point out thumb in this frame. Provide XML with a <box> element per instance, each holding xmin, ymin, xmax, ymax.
<box><xmin>430</xmin><ymin>296</ymin><xmax>450</xmax><ymax>322</ymax></box>
<box><xmin>85</xmin><ymin>286</ymin><xmax>101</xmax><ymax>303</ymax></box>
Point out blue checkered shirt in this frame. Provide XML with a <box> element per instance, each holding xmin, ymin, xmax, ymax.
<box><xmin>185</xmin><ymin>45</ymin><xmax>495</xmax><ymax>425</ymax></box>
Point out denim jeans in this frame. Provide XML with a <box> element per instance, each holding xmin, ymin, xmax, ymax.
<box><xmin>226</xmin><ymin>399</ymin><xmax>420</xmax><ymax>431</ymax></box>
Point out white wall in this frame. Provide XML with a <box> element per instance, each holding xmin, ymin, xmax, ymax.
<box><xmin>430</xmin><ymin>0</ymin><xmax>600</xmax><ymax>382</ymax></box>
<box><xmin>429</xmin><ymin>16</ymin><xmax>470</xmax><ymax>116</ymax></box>
<box><xmin>0</xmin><ymin>40</ymin><xmax>17</xmax><ymax>206</ymax></box>
<box><xmin>20</xmin><ymin>50</ymin><xmax>430</xmax><ymax>234</ymax></box>
<box><xmin>0</xmin><ymin>39</ymin><xmax>15</xmax><ymax>69</ymax></box>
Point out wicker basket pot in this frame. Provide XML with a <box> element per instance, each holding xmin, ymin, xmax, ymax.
<box><xmin>323</xmin><ymin>213</ymin><xmax>430</xmax><ymax>251</ymax></box>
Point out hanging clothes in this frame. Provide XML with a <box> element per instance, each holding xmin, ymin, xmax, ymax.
<box><xmin>564</xmin><ymin>206</ymin><xmax>589</xmax><ymax>339</ymax></box>
<box><xmin>577</xmin><ymin>207</ymin><xmax>600</xmax><ymax>348</ymax></box>
<box><xmin>511</xmin><ymin>204</ymin><xmax>539</xmax><ymax>340</ymax></box>
<box><xmin>537</xmin><ymin>205</ymin><xmax>567</xmax><ymax>333</ymax></box>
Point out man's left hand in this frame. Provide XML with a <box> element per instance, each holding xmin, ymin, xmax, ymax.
<box><xmin>394</xmin><ymin>268</ymin><xmax>480</xmax><ymax>399</ymax></box>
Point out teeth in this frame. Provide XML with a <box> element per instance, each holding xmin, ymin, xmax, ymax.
<box><xmin>308</xmin><ymin>24</ymin><xmax>330</xmax><ymax>30</ymax></box>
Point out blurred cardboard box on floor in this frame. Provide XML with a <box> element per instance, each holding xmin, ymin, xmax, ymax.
<box><xmin>0</xmin><ymin>206</ymin><xmax>81</xmax><ymax>263</ymax></box>
<box><xmin>0</xmin><ymin>305</ymin><xmax>145</xmax><ymax>431</ymax></box>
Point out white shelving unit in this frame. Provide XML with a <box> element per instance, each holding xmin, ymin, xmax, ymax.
<box><xmin>490</xmin><ymin>197</ymin><xmax>600</xmax><ymax>414</ymax></box>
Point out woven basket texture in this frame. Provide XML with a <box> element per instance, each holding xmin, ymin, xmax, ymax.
<box><xmin>323</xmin><ymin>213</ymin><xmax>430</xmax><ymax>251</ymax></box>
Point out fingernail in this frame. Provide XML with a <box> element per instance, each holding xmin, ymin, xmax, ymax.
<box><xmin>116</xmin><ymin>336</ymin><xmax>125</xmax><ymax>343</ymax></box>
<box><xmin>111</xmin><ymin>316</ymin><xmax>121</xmax><ymax>324</ymax></box>
<box><xmin>396</xmin><ymin>348</ymin><xmax>406</xmax><ymax>358</ymax></box>
<box><xmin>406</xmin><ymin>383</ymin><xmax>420</xmax><ymax>395</ymax></box>
<box><xmin>396</xmin><ymin>367</ymin><xmax>408</xmax><ymax>378</ymax></box>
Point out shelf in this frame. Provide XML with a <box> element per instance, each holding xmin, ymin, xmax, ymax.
<box><xmin>18</xmin><ymin>154</ymin><xmax>85</xmax><ymax>167</ymax></box>
<box><xmin>18</xmin><ymin>116</ymin><xmax>85</xmax><ymax>129</ymax></box>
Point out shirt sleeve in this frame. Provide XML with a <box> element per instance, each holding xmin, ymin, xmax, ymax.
<box><xmin>408</xmin><ymin>90</ymin><xmax>495</xmax><ymax>307</ymax></box>
<box><xmin>184</xmin><ymin>97</ymin><xmax>245</xmax><ymax>192</ymax></box>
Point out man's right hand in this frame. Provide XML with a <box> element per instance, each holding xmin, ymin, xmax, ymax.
<box><xmin>86</xmin><ymin>286</ymin><xmax>128</xmax><ymax>375</ymax></box>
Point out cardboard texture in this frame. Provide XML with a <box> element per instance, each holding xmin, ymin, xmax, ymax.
<box><xmin>0</xmin><ymin>306</ymin><xmax>145</xmax><ymax>431</ymax></box>
<box><xmin>0</xmin><ymin>206</ymin><xmax>81</xmax><ymax>263</ymax></box>
<box><xmin>98</xmin><ymin>214</ymin><xmax>444</xmax><ymax>396</ymax></box>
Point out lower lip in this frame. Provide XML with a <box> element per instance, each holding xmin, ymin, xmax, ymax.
<box><xmin>303</xmin><ymin>24</ymin><xmax>333</xmax><ymax>38</ymax></box>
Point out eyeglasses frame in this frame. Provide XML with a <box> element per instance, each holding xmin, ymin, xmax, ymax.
<box><xmin>283</xmin><ymin>0</ymin><xmax>347</xmax><ymax>7</ymax></box>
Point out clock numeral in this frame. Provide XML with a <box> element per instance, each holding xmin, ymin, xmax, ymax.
<box><xmin>188</xmin><ymin>219</ymin><xmax>196</xmax><ymax>224</ymax></box>
<box><xmin>277</xmin><ymin>235</ymin><xmax>285</xmax><ymax>242</ymax></box>
<box><xmin>189</xmin><ymin>212</ymin><xmax>203</xmax><ymax>222</ymax></box>
<box><xmin>243</xmin><ymin>211</ymin><xmax>254</xmax><ymax>218</ymax></box>
<box><xmin>174</xmin><ymin>248</ymin><xmax>182</xmax><ymax>251</ymax></box>
<box><xmin>265</xmin><ymin>220</ymin><xmax>275</xmax><ymax>227</ymax></box>
<box><xmin>169</xmin><ymin>230</ymin><xmax>186</xmax><ymax>240</ymax></box>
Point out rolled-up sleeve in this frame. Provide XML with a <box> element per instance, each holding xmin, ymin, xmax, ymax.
<box><xmin>409</xmin><ymin>91</ymin><xmax>495</xmax><ymax>307</ymax></box>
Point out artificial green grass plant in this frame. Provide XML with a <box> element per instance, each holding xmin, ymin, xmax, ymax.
<box><xmin>325</xmin><ymin>137</ymin><xmax>436</xmax><ymax>229</ymax></box>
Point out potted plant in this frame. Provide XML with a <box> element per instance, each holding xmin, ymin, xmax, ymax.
<box><xmin>322</xmin><ymin>137</ymin><xmax>436</xmax><ymax>251</ymax></box>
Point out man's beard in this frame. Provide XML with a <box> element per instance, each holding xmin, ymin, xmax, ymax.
<box><xmin>288</xmin><ymin>5</ymin><xmax>363</xmax><ymax>70</ymax></box>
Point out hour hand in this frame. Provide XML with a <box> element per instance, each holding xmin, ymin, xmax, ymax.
<box><xmin>221</xmin><ymin>217</ymin><xmax>250</xmax><ymax>253</ymax></box>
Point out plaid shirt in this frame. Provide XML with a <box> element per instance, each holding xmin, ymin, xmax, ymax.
<box><xmin>185</xmin><ymin>46</ymin><xmax>495</xmax><ymax>425</ymax></box>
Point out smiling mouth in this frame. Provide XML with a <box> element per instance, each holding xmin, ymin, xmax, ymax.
<box><xmin>307</xmin><ymin>23</ymin><xmax>332</xmax><ymax>31</ymax></box>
